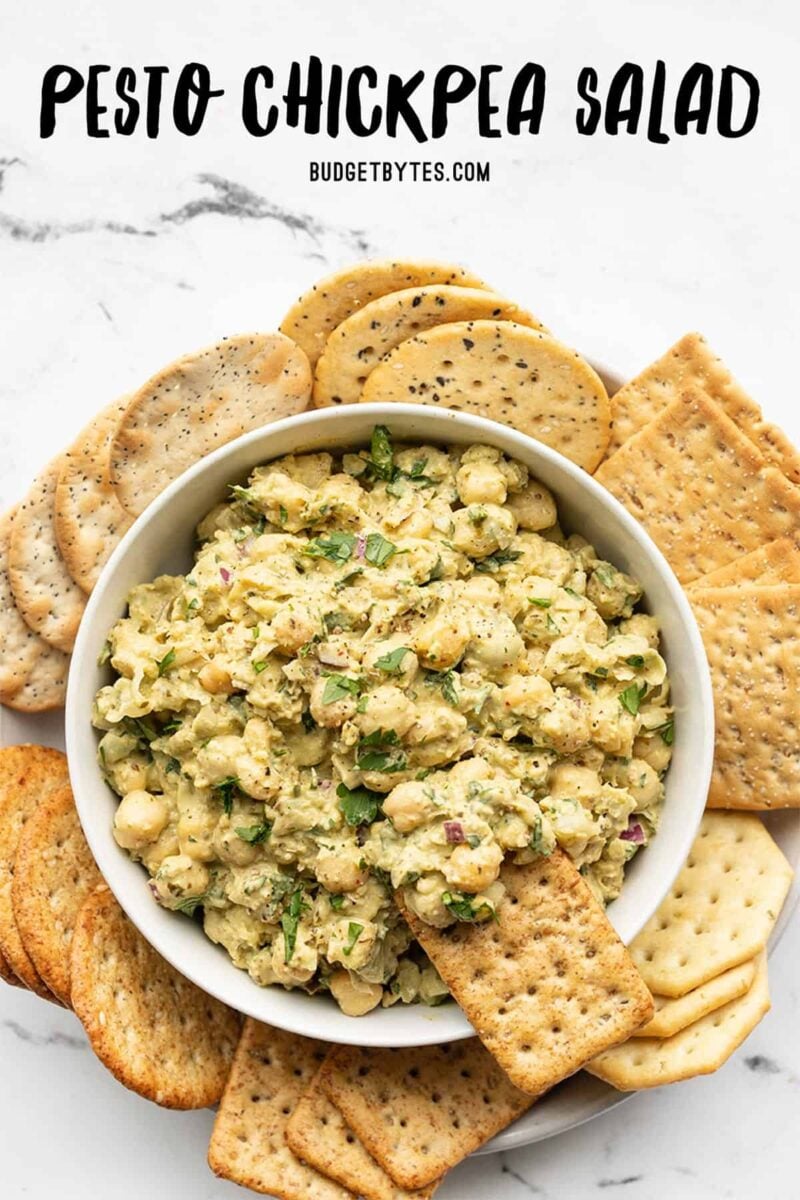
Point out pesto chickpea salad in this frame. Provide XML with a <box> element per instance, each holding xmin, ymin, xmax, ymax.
<box><xmin>93</xmin><ymin>427</ymin><xmax>674</xmax><ymax>1017</ymax></box>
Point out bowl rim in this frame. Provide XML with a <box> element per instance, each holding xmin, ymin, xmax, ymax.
<box><xmin>66</xmin><ymin>397</ymin><xmax>714</xmax><ymax>1047</ymax></box>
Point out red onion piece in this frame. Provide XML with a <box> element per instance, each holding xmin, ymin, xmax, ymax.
<box><xmin>148</xmin><ymin>879</ymin><xmax>163</xmax><ymax>904</ymax></box>
<box><xmin>220</xmin><ymin>566</ymin><xmax>232</xmax><ymax>584</ymax></box>
<box><xmin>444</xmin><ymin>820</ymin><xmax>465</xmax><ymax>843</ymax></box>
<box><xmin>356</xmin><ymin>535</ymin><xmax>366</xmax><ymax>559</ymax></box>
<box><xmin>620</xmin><ymin>819</ymin><xmax>645</xmax><ymax>844</ymax></box>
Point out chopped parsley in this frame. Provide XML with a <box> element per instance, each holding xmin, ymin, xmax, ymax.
<box><xmin>626</xmin><ymin>654</ymin><xmax>645</xmax><ymax>668</ymax></box>
<box><xmin>528</xmin><ymin>597</ymin><xmax>552</xmax><ymax>609</ymax></box>
<box><xmin>156</xmin><ymin>648</ymin><xmax>176</xmax><ymax>676</ymax></box>
<box><xmin>343</xmin><ymin>922</ymin><xmax>364</xmax><ymax>956</ymax></box>
<box><xmin>365</xmin><ymin>532</ymin><xmax>398</xmax><ymax>568</ymax></box>
<box><xmin>322</xmin><ymin>674</ymin><xmax>363</xmax><ymax>705</ymax></box>
<box><xmin>619</xmin><ymin>682</ymin><xmax>648</xmax><ymax>716</ymax></box>
<box><xmin>654</xmin><ymin>716</ymin><xmax>675</xmax><ymax>745</ymax></box>
<box><xmin>529</xmin><ymin>814</ymin><xmax>552</xmax><ymax>856</ymax></box>
<box><xmin>304</xmin><ymin>531</ymin><xmax>356</xmax><ymax>564</ymax></box>
<box><xmin>235</xmin><ymin>822</ymin><xmax>272</xmax><ymax>844</ymax></box>
<box><xmin>369</xmin><ymin>425</ymin><xmax>395</xmax><ymax>481</ymax></box>
<box><xmin>336</xmin><ymin>782</ymin><xmax>383</xmax><ymax>826</ymax></box>
<box><xmin>213</xmin><ymin>776</ymin><xmax>240</xmax><ymax>815</ymax></box>
<box><xmin>280</xmin><ymin>889</ymin><xmax>307</xmax><ymax>962</ymax></box>
<box><xmin>228</xmin><ymin>484</ymin><xmax>260</xmax><ymax>512</ymax></box>
<box><xmin>329</xmin><ymin>894</ymin><xmax>345</xmax><ymax>911</ymax></box>
<box><xmin>252</xmin><ymin>660</ymin><xmax>268</xmax><ymax>674</ymax></box>
<box><xmin>356</xmin><ymin>728</ymin><xmax>408</xmax><ymax>773</ymax></box>
<box><xmin>441</xmin><ymin>891</ymin><xmax>495</xmax><ymax>922</ymax></box>
<box><xmin>375</xmin><ymin>646</ymin><xmax>410</xmax><ymax>674</ymax></box>
<box><xmin>323</xmin><ymin>610</ymin><xmax>354</xmax><ymax>633</ymax></box>
<box><xmin>174</xmin><ymin>890</ymin><xmax>212</xmax><ymax>917</ymax></box>
<box><xmin>474</xmin><ymin>549</ymin><xmax>522</xmax><ymax>573</ymax></box>
<box><xmin>278</xmin><ymin>504</ymin><xmax>288</xmax><ymax>525</ymax></box>
<box><xmin>164</xmin><ymin>757</ymin><xmax>182</xmax><ymax>775</ymax></box>
<box><xmin>335</xmin><ymin>567</ymin><xmax>364</xmax><ymax>591</ymax></box>
<box><xmin>426</xmin><ymin>669</ymin><xmax>459</xmax><ymax>707</ymax></box>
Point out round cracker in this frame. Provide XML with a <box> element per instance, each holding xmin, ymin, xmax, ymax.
<box><xmin>280</xmin><ymin>259</ymin><xmax>489</xmax><ymax>368</ymax></box>
<box><xmin>70</xmin><ymin>886</ymin><xmax>242</xmax><ymax>1108</ymax></box>
<box><xmin>313</xmin><ymin>285</ymin><xmax>547</xmax><ymax>408</ymax></box>
<box><xmin>7</xmin><ymin>458</ymin><xmax>87</xmax><ymax>653</ymax></box>
<box><xmin>109</xmin><ymin>332</ymin><xmax>311</xmax><ymax>517</ymax></box>
<box><xmin>12</xmin><ymin>783</ymin><xmax>102</xmax><ymax>1006</ymax></box>
<box><xmin>0</xmin><ymin>744</ymin><xmax>70</xmax><ymax>1000</ymax></box>
<box><xmin>0</xmin><ymin>945</ymin><xmax>24</xmax><ymax>988</ymax></box>
<box><xmin>361</xmin><ymin>321</ymin><xmax>612</xmax><ymax>472</ymax></box>
<box><xmin>0</xmin><ymin>510</ymin><xmax>69</xmax><ymax>712</ymax></box>
<box><xmin>54</xmin><ymin>398</ymin><xmax>134</xmax><ymax>593</ymax></box>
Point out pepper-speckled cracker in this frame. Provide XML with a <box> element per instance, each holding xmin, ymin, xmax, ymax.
<box><xmin>280</xmin><ymin>260</ymin><xmax>489</xmax><ymax>368</ymax></box>
<box><xmin>12</xmin><ymin>783</ymin><xmax>102</xmax><ymax>1006</ymax></box>
<box><xmin>361</xmin><ymin>322</ymin><xmax>611</xmax><ymax>472</ymax></box>
<box><xmin>0</xmin><ymin>510</ymin><xmax>69</xmax><ymax>712</ymax></box>
<box><xmin>109</xmin><ymin>333</ymin><xmax>311</xmax><ymax>517</ymax></box>
<box><xmin>0</xmin><ymin>745</ymin><xmax>69</xmax><ymax>999</ymax></box>
<box><xmin>606</xmin><ymin>332</ymin><xmax>800</xmax><ymax>483</ymax></box>
<box><xmin>629</xmin><ymin>814</ymin><xmax>792</xmax><ymax>997</ymax></box>
<box><xmin>587</xmin><ymin>953</ymin><xmax>770</xmax><ymax>1090</ymax></box>
<box><xmin>208</xmin><ymin>1020</ymin><xmax>352</xmax><ymax>1199</ymax></box>
<box><xmin>318</xmin><ymin>1040</ymin><xmax>534</xmax><ymax>1191</ymax></box>
<box><xmin>7</xmin><ymin>457</ymin><xmax>87</xmax><ymax>652</ymax></box>
<box><xmin>688</xmin><ymin>536</ymin><xmax>800</xmax><ymax>589</ymax></box>
<box><xmin>54</xmin><ymin>398</ymin><xmax>133</xmax><ymax>593</ymax></box>
<box><xmin>313</xmin><ymin>285</ymin><xmax>545</xmax><ymax>408</ymax></box>
<box><xmin>690</xmin><ymin>585</ymin><xmax>800</xmax><ymax>809</ymax></box>
<box><xmin>71</xmin><ymin>886</ymin><xmax>241</xmax><ymax>1108</ymax></box>
<box><xmin>594</xmin><ymin>392</ymin><xmax>800</xmax><ymax>583</ymax></box>
<box><xmin>287</xmin><ymin>1077</ymin><xmax>441</xmax><ymax>1200</ymax></box>
<box><xmin>633</xmin><ymin>958</ymin><xmax>757</xmax><ymax>1039</ymax></box>
<box><xmin>400</xmin><ymin>853</ymin><xmax>653</xmax><ymax>1097</ymax></box>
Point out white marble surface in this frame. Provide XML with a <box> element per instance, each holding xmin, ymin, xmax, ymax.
<box><xmin>1</xmin><ymin>1</ymin><xmax>799</xmax><ymax>1197</ymax></box>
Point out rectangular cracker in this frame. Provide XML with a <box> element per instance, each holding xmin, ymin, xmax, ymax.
<box><xmin>208</xmin><ymin>1020</ymin><xmax>353</xmax><ymax>1199</ymax></box>
<box><xmin>318</xmin><ymin>1040</ymin><xmax>534</xmax><ymax>1190</ymax></box>
<box><xmin>633</xmin><ymin>958</ymin><xmax>757</xmax><ymax>1039</ymax></box>
<box><xmin>690</xmin><ymin>585</ymin><xmax>800</xmax><ymax>808</ymax></box>
<box><xmin>587</xmin><ymin>953</ymin><xmax>770</xmax><ymax>1090</ymax></box>
<box><xmin>607</xmin><ymin>332</ymin><xmax>800</xmax><ymax>484</ymax></box>
<box><xmin>287</xmin><ymin>1074</ymin><xmax>440</xmax><ymax>1199</ymax></box>
<box><xmin>688</xmin><ymin>537</ymin><xmax>800</xmax><ymax>589</ymax></box>
<box><xmin>595</xmin><ymin>392</ymin><xmax>800</xmax><ymax>583</ymax></box>
<box><xmin>400</xmin><ymin>852</ymin><xmax>653</xmax><ymax>1097</ymax></box>
<box><xmin>629</xmin><ymin>813</ymin><xmax>792</xmax><ymax>996</ymax></box>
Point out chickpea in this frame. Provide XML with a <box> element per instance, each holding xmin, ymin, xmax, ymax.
<box><xmin>397</xmin><ymin>510</ymin><xmax>433</xmax><ymax>538</ymax></box>
<box><xmin>328</xmin><ymin>970</ymin><xmax>383</xmax><ymax>1016</ymax></box>
<box><xmin>271</xmin><ymin>931</ymin><xmax>317</xmax><ymax>985</ymax></box>
<box><xmin>309</xmin><ymin>675</ymin><xmax>358</xmax><ymax>728</ymax></box>
<box><xmin>627</xmin><ymin>759</ymin><xmax>662</xmax><ymax>806</ymax></box>
<box><xmin>403</xmin><ymin>873</ymin><xmax>451</xmax><ymax>927</ymax></box>
<box><xmin>358</xmin><ymin>686</ymin><xmax>417</xmax><ymax>738</ymax></box>
<box><xmin>140</xmin><ymin>827</ymin><xmax>180</xmax><ymax>872</ymax></box>
<box><xmin>237</xmin><ymin>759</ymin><xmax>277</xmax><ymax>801</ymax></box>
<box><xmin>549</xmin><ymin>764</ymin><xmax>602</xmax><ymax>804</ymax></box>
<box><xmin>413</xmin><ymin>613</ymin><xmax>471</xmax><ymax>670</ymax></box>
<box><xmin>507</xmin><ymin>480</ymin><xmax>557</xmax><ymax>531</ymax></box>
<box><xmin>464</xmin><ymin>613</ymin><xmax>524</xmax><ymax>672</ymax></box>
<box><xmin>456</xmin><ymin>460</ymin><xmax>508</xmax><ymax>506</ymax></box>
<box><xmin>270</xmin><ymin>603</ymin><xmax>319</xmax><ymax>654</ymax></box>
<box><xmin>177</xmin><ymin>806</ymin><xmax>218</xmax><ymax>862</ymax></box>
<box><xmin>198</xmin><ymin>662</ymin><xmax>233</xmax><ymax>695</ymax></box>
<box><xmin>109</xmin><ymin>755</ymin><xmax>149</xmax><ymax>795</ymax></box>
<box><xmin>633</xmin><ymin>735</ymin><xmax>672</xmax><ymax>774</ymax></box>
<box><xmin>460</xmin><ymin>575</ymin><xmax>502</xmax><ymax>607</ymax></box>
<box><xmin>383</xmin><ymin>781</ymin><xmax>438</xmax><ymax>833</ymax></box>
<box><xmin>444</xmin><ymin>841</ymin><xmax>503</xmax><ymax>892</ymax></box>
<box><xmin>451</xmin><ymin>504</ymin><xmax>516</xmax><ymax>558</ymax></box>
<box><xmin>497</xmin><ymin>674</ymin><xmax>553</xmax><ymax>718</ymax></box>
<box><xmin>315</xmin><ymin>846</ymin><xmax>367</xmax><ymax>892</ymax></box>
<box><xmin>258</xmin><ymin>472</ymin><xmax>312</xmax><ymax>531</ymax></box>
<box><xmin>213</xmin><ymin>820</ymin><xmax>262</xmax><ymax>867</ymax></box>
<box><xmin>153</xmin><ymin>854</ymin><xmax>210</xmax><ymax>908</ymax></box>
<box><xmin>114</xmin><ymin>789</ymin><xmax>169</xmax><ymax>851</ymax></box>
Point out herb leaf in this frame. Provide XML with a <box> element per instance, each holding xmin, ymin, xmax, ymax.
<box><xmin>156</xmin><ymin>648</ymin><xmax>176</xmax><ymax>677</ymax></box>
<box><xmin>356</xmin><ymin>728</ymin><xmax>408</xmax><ymax>773</ymax></box>
<box><xmin>336</xmin><ymin>782</ymin><xmax>383</xmax><ymax>826</ymax></box>
<box><xmin>281</xmin><ymin>889</ymin><xmax>307</xmax><ymax>962</ymax></box>
<box><xmin>365</xmin><ymin>532</ymin><xmax>398</xmax><ymax>568</ymax></box>
<box><xmin>441</xmin><ymin>890</ymin><xmax>494</xmax><ymax>922</ymax></box>
<box><xmin>322</xmin><ymin>674</ymin><xmax>363</xmax><ymax>705</ymax></box>
<box><xmin>626</xmin><ymin>654</ymin><xmax>645</xmax><ymax>668</ymax></box>
<box><xmin>343</xmin><ymin>921</ymin><xmax>364</xmax><ymax>956</ymax></box>
<box><xmin>654</xmin><ymin>717</ymin><xmax>675</xmax><ymax>745</ymax></box>
<box><xmin>304</xmin><ymin>531</ymin><xmax>356</xmax><ymax>564</ymax></box>
<box><xmin>529</xmin><ymin>814</ymin><xmax>552</xmax><ymax>856</ymax></box>
<box><xmin>375</xmin><ymin>646</ymin><xmax>410</xmax><ymax>674</ymax></box>
<box><xmin>173</xmin><ymin>891</ymin><xmax>212</xmax><ymax>917</ymax></box>
<box><xmin>474</xmin><ymin>549</ymin><xmax>522</xmax><ymax>573</ymax></box>
<box><xmin>369</xmin><ymin>425</ymin><xmax>395</xmax><ymax>481</ymax></box>
<box><xmin>426</xmin><ymin>669</ymin><xmax>459</xmax><ymax>707</ymax></box>
<box><xmin>213</xmin><ymin>776</ymin><xmax>240</xmax><ymax>815</ymax></box>
<box><xmin>235</xmin><ymin>822</ymin><xmax>272</xmax><ymax>844</ymax></box>
<box><xmin>528</xmin><ymin>597</ymin><xmax>552</xmax><ymax>609</ymax></box>
<box><xmin>329</xmin><ymin>894</ymin><xmax>345</xmax><ymax>910</ymax></box>
<box><xmin>619</xmin><ymin>683</ymin><xmax>648</xmax><ymax>716</ymax></box>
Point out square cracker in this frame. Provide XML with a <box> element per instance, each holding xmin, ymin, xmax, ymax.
<box><xmin>318</xmin><ymin>1039</ymin><xmax>534</xmax><ymax>1191</ymax></box>
<box><xmin>587</xmin><ymin>953</ymin><xmax>770</xmax><ymax>1090</ymax></box>
<box><xmin>606</xmin><ymin>332</ymin><xmax>800</xmax><ymax>483</ymax></box>
<box><xmin>400</xmin><ymin>852</ymin><xmax>653</xmax><ymax>1097</ymax></box>
<box><xmin>594</xmin><ymin>392</ymin><xmax>800</xmax><ymax>583</ymax></box>
<box><xmin>629</xmin><ymin>813</ymin><xmax>792</xmax><ymax>997</ymax></box>
<box><xmin>208</xmin><ymin>1020</ymin><xmax>352</xmax><ymax>1200</ymax></box>
<box><xmin>688</xmin><ymin>537</ymin><xmax>800</xmax><ymax>589</ymax></box>
<box><xmin>633</xmin><ymin>958</ymin><xmax>757</xmax><ymax>1039</ymax></box>
<box><xmin>690</xmin><ymin>585</ymin><xmax>800</xmax><ymax>808</ymax></box>
<box><xmin>287</xmin><ymin>1074</ymin><xmax>440</xmax><ymax>1199</ymax></box>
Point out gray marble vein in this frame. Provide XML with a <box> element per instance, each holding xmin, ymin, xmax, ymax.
<box><xmin>2</xmin><ymin>1019</ymin><xmax>86</xmax><ymax>1050</ymax></box>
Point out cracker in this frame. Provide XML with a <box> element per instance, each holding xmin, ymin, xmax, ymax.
<box><xmin>7</xmin><ymin>457</ymin><xmax>87</xmax><ymax>652</ymax></box>
<box><xmin>287</xmin><ymin>1077</ymin><xmax>439</xmax><ymax>1200</ymax></box>
<box><xmin>633</xmin><ymin>958</ymin><xmax>757</xmax><ymax>1039</ymax></box>
<box><xmin>208</xmin><ymin>1019</ymin><xmax>352</xmax><ymax>1199</ymax></box>
<box><xmin>109</xmin><ymin>333</ymin><xmax>312</xmax><ymax>517</ymax></box>
<box><xmin>54</xmin><ymin>398</ymin><xmax>134</xmax><ymax>593</ymax></box>
<box><xmin>400</xmin><ymin>852</ymin><xmax>653</xmax><ymax>1097</ymax></box>
<box><xmin>594</xmin><ymin>392</ymin><xmax>800</xmax><ymax>583</ymax></box>
<box><xmin>688</xmin><ymin>537</ymin><xmax>800</xmax><ymax>589</ymax></box>
<box><xmin>587</xmin><ymin>953</ymin><xmax>770</xmax><ymax>1089</ymax></box>
<box><xmin>313</xmin><ymin>286</ymin><xmax>545</xmax><ymax>408</ymax></box>
<box><xmin>70</xmin><ymin>886</ymin><xmax>241</xmax><ymax>1107</ymax></box>
<box><xmin>0</xmin><ymin>745</ymin><xmax>69</xmax><ymax>998</ymax></box>
<box><xmin>361</xmin><ymin>322</ymin><xmax>611</xmax><ymax>472</ymax></box>
<box><xmin>280</xmin><ymin>260</ymin><xmax>489</xmax><ymax>368</ymax></box>
<box><xmin>690</xmin><ymin>585</ymin><xmax>800</xmax><ymax>808</ymax></box>
<box><xmin>607</xmin><ymin>332</ymin><xmax>800</xmax><ymax>483</ymax></box>
<box><xmin>12</xmin><ymin>783</ymin><xmax>102</xmax><ymax>1006</ymax></box>
<box><xmin>0</xmin><ymin>948</ymin><xmax>24</xmax><ymax>987</ymax></box>
<box><xmin>318</xmin><ymin>1039</ymin><xmax>534</xmax><ymax>1190</ymax></box>
<box><xmin>629</xmin><ymin>813</ymin><xmax>792</xmax><ymax>996</ymax></box>
<box><xmin>0</xmin><ymin>510</ymin><xmax>69</xmax><ymax>712</ymax></box>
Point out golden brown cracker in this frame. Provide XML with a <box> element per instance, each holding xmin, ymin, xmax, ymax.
<box><xmin>70</xmin><ymin>886</ymin><xmax>241</xmax><ymax>1107</ymax></box>
<box><xmin>688</xmin><ymin>537</ymin><xmax>800</xmax><ymax>589</ymax></box>
<box><xmin>633</xmin><ymin>958</ymin><xmax>757</xmax><ymax>1039</ymax></box>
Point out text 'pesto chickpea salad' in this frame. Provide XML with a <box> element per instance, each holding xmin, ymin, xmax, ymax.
<box><xmin>93</xmin><ymin>426</ymin><xmax>674</xmax><ymax>1016</ymax></box>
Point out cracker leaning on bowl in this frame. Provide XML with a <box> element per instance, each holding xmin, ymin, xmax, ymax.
<box><xmin>688</xmin><ymin>536</ymin><xmax>800</xmax><ymax>588</ymax></box>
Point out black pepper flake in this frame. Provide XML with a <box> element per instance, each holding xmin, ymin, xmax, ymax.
<box><xmin>463</xmin><ymin>338</ymin><xmax>474</xmax><ymax>350</ymax></box>
<box><xmin>411</xmin><ymin>295</ymin><xmax>422</xmax><ymax>307</ymax></box>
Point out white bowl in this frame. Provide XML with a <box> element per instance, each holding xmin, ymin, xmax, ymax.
<box><xmin>66</xmin><ymin>402</ymin><xmax>714</xmax><ymax>1047</ymax></box>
